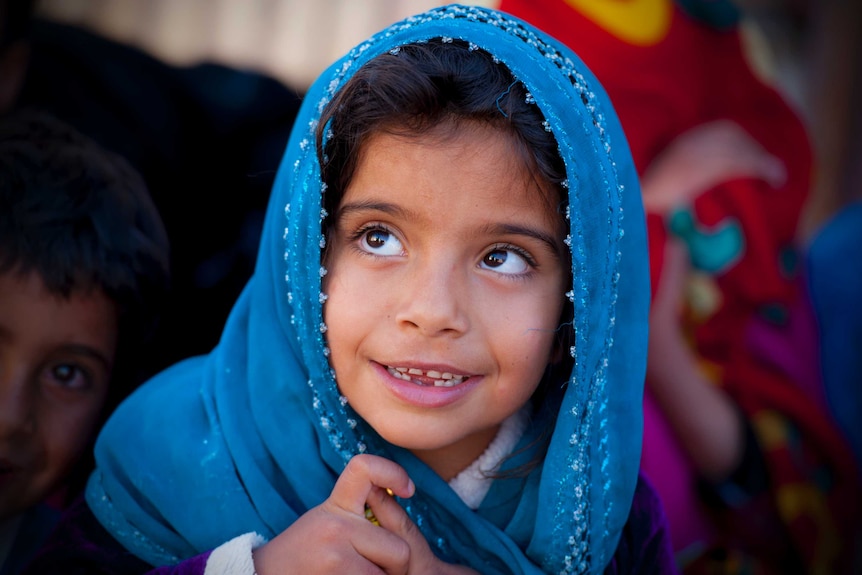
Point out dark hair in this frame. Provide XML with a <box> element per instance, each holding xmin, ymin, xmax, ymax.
<box><xmin>0</xmin><ymin>109</ymin><xmax>171</xmax><ymax>494</ymax></box>
<box><xmin>0</xmin><ymin>0</ymin><xmax>35</xmax><ymax>50</ymax></box>
<box><xmin>318</xmin><ymin>39</ymin><xmax>567</xmax><ymax>219</ymax></box>
<box><xmin>317</xmin><ymin>39</ymin><xmax>574</xmax><ymax>473</ymax></box>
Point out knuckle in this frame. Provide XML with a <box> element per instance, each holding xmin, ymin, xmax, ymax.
<box><xmin>315</xmin><ymin>514</ymin><xmax>346</xmax><ymax>542</ymax></box>
<box><xmin>347</xmin><ymin>453</ymin><xmax>373</xmax><ymax>476</ymax></box>
<box><xmin>390</xmin><ymin>536</ymin><xmax>411</xmax><ymax>566</ymax></box>
<box><xmin>368</xmin><ymin>486</ymin><xmax>388</xmax><ymax>507</ymax></box>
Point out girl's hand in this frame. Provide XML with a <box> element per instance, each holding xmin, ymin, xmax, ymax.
<box><xmin>252</xmin><ymin>454</ymin><xmax>413</xmax><ymax>574</ymax></box>
<box><xmin>367</xmin><ymin>482</ymin><xmax>479</xmax><ymax>575</ymax></box>
<box><xmin>641</xmin><ymin>119</ymin><xmax>787</xmax><ymax>215</ymax></box>
<box><xmin>252</xmin><ymin>454</ymin><xmax>478</xmax><ymax>574</ymax></box>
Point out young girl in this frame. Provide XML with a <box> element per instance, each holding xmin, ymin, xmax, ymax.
<box><xmin>24</xmin><ymin>5</ymin><xmax>672</xmax><ymax>574</ymax></box>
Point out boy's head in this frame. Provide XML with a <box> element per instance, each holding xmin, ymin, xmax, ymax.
<box><xmin>0</xmin><ymin>0</ymin><xmax>35</xmax><ymax>114</ymax></box>
<box><xmin>0</xmin><ymin>109</ymin><xmax>170</xmax><ymax>519</ymax></box>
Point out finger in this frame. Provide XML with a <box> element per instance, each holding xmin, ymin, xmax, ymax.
<box><xmin>349</xmin><ymin>518</ymin><xmax>411</xmax><ymax>575</ymax></box>
<box><xmin>712</xmin><ymin>146</ymin><xmax>786</xmax><ymax>188</ymax></box>
<box><xmin>649</xmin><ymin>238</ymin><xmax>689</xmax><ymax>319</ymax></box>
<box><xmin>365</xmin><ymin>487</ymin><xmax>434</xmax><ymax>574</ymax></box>
<box><xmin>365</xmin><ymin>494</ymin><xmax>480</xmax><ymax>575</ymax></box>
<box><xmin>330</xmin><ymin>454</ymin><xmax>415</xmax><ymax>517</ymax></box>
<box><xmin>710</xmin><ymin>123</ymin><xmax>786</xmax><ymax>187</ymax></box>
<box><xmin>643</xmin><ymin>120</ymin><xmax>787</xmax><ymax>212</ymax></box>
<box><xmin>654</xmin><ymin>238</ymin><xmax>687</xmax><ymax>286</ymax></box>
<box><xmin>747</xmin><ymin>153</ymin><xmax>786</xmax><ymax>188</ymax></box>
<box><xmin>366</xmin><ymin>486</ymin><xmax>422</xmax><ymax>542</ymax></box>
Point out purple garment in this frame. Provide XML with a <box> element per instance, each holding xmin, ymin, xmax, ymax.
<box><xmin>18</xmin><ymin>497</ymin><xmax>210</xmax><ymax>575</ymax></box>
<box><xmin>604</xmin><ymin>474</ymin><xmax>679</xmax><ymax>575</ymax></box>
<box><xmin>21</xmin><ymin>474</ymin><xmax>676</xmax><ymax>574</ymax></box>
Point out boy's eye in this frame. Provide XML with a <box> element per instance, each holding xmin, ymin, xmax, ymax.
<box><xmin>481</xmin><ymin>248</ymin><xmax>530</xmax><ymax>275</ymax></box>
<box><xmin>359</xmin><ymin>227</ymin><xmax>404</xmax><ymax>256</ymax></box>
<box><xmin>48</xmin><ymin>363</ymin><xmax>90</xmax><ymax>391</ymax></box>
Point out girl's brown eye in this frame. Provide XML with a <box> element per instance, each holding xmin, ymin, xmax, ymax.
<box><xmin>358</xmin><ymin>226</ymin><xmax>403</xmax><ymax>256</ymax></box>
<box><xmin>366</xmin><ymin>230</ymin><xmax>389</xmax><ymax>248</ymax></box>
<box><xmin>481</xmin><ymin>247</ymin><xmax>531</xmax><ymax>275</ymax></box>
<box><xmin>483</xmin><ymin>250</ymin><xmax>508</xmax><ymax>268</ymax></box>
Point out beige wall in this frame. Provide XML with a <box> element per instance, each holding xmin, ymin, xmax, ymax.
<box><xmin>36</xmin><ymin>0</ymin><xmax>492</xmax><ymax>90</ymax></box>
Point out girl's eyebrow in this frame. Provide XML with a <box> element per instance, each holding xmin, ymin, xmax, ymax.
<box><xmin>483</xmin><ymin>223</ymin><xmax>564</xmax><ymax>258</ymax></box>
<box><xmin>337</xmin><ymin>200</ymin><xmax>414</xmax><ymax>221</ymax></box>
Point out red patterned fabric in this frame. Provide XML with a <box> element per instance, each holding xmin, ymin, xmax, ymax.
<box><xmin>498</xmin><ymin>1</ymin><xmax>861</xmax><ymax>573</ymax></box>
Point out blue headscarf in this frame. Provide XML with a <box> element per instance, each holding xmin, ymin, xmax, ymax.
<box><xmin>86</xmin><ymin>5</ymin><xmax>649</xmax><ymax>574</ymax></box>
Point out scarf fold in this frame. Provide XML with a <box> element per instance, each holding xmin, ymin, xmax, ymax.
<box><xmin>86</xmin><ymin>5</ymin><xmax>650</xmax><ymax>574</ymax></box>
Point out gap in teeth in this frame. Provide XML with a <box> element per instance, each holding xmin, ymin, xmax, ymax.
<box><xmin>387</xmin><ymin>366</ymin><xmax>466</xmax><ymax>387</ymax></box>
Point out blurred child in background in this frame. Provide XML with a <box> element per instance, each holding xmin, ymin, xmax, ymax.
<box><xmin>0</xmin><ymin>109</ymin><xmax>170</xmax><ymax>574</ymax></box>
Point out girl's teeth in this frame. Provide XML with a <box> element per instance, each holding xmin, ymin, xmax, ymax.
<box><xmin>386</xmin><ymin>366</ymin><xmax>467</xmax><ymax>387</ymax></box>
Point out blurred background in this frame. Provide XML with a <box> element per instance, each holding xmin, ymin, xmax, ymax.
<box><xmin>33</xmin><ymin>0</ymin><xmax>860</xmax><ymax>235</ymax></box>
<box><xmin>35</xmin><ymin>0</ymin><xmax>482</xmax><ymax>90</ymax></box>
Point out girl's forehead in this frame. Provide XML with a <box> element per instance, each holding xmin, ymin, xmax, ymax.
<box><xmin>350</xmin><ymin>123</ymin><xmax>566</xmax><ymax>234</ymax></box>
<box><xmin>359</xmin><ymin>121</ymin><xmax>520</xmax><ymax>171</ymax></box>
<box><xmin>371</xmin><ymin>119</ymin><xmax>552</xmax><ymax>174</ymax></box>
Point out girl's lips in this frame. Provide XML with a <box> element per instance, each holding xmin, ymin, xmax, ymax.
<box><xmin>372</xmin><ymin>362</ymin><xmax>480</xmax><ymax>408</ymax></box>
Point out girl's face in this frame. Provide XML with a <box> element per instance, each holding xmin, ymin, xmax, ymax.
<box><xmin>324</xmin><ymin>123</ymin><xmax>567</xmax><ymax>480</ymax></box>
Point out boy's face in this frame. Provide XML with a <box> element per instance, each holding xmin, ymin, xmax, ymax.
<box><xmin>0</xmin><ymin>271</ymin><xmax>116</xmax><ymax>520</ymax></box>
<box><xmin>324</xmin><ymin>124</ymin><xmax>567</xmax><ymax>480</ymax></box>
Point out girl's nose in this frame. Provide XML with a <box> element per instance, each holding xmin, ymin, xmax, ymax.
<box><xmin>395</xmin><ymin>257</ymin><xmax>470</xmax><ymax>337</ymax></box>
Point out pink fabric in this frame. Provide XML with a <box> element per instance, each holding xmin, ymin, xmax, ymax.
<box><xmin>640</xmin><ymin>390</ymin><xmax>714</xmax><ymax>554</ymax></box>
<box><xmin>744</xmin><ymin>290</ymin><xmax>827</xmax><ymax>410</ymax></box>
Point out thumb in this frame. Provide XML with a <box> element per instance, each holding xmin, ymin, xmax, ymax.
<box><xmin>330</xmin><ymin>454</ymin><xmax>414</xmax><ymax>518</ymax></box>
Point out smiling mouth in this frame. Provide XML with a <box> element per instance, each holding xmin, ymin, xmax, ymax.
<box><xmin>385</xmin><ymin>366</ymin><xmax>470</xmax><ymax>387</ymax></box>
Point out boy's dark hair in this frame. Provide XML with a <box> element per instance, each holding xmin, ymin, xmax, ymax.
<box><xmin>0</xmin><ymin>0</ymin><xmax>35</xmax><ymax>51</ymax></box>
<box><xmin>0</xmin><ymin>108</ymin><xmax>170</xmax><ymax>419</ymax></box>
<box><xmin>317</xmin><ymin>39</ymin><xmax>574</xmax><ymax>474</ymax></box>
<box><xmin>0</xmin><ymin>107</ymin><xmax>170</xmax><ymax>331</ymax></box>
